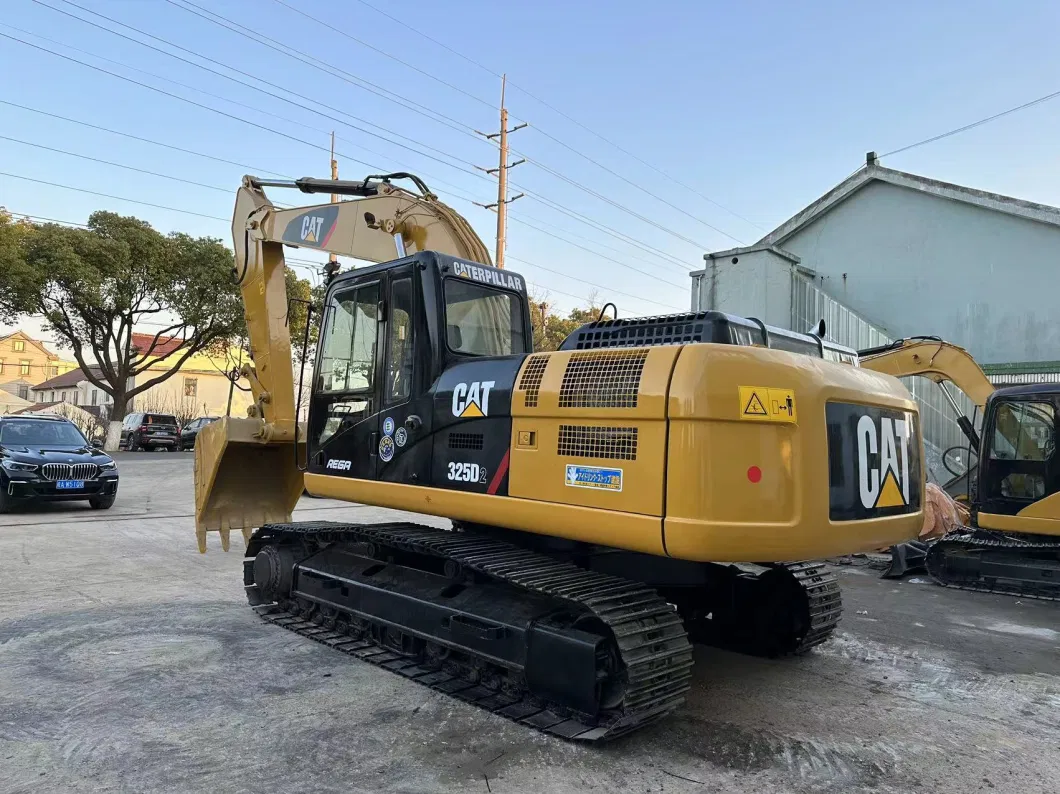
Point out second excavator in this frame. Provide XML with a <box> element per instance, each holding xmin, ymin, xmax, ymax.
<box><xmin>194</xmin><ymin>172</ymin><xmax>926</xmax><ymax>740</ymax></box>
<box><xmin>860</xmin><ymin>338</ymin><xmax>1060</xmax><ymax>599</ymax></box>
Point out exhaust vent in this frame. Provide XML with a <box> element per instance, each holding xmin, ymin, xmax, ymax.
<box><xmin>559</xmin><ymin>350</ymin><xmax>648</xmax><ymax>409</ymax></box>
<box><xmin>558</xmin><ymin>425</ymin><xmax>638</xmax><ymax>461</ymax></box>
<box><xmin>518</xmin><ymin>354</ymin><xmax>550</xmax><ymax>408</ymax></box>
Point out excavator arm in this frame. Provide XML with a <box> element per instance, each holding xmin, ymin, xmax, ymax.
<box><xmin>194</xmin><ymin>173</ymin><xmax>491</xmax><ymax>552</ymax></box>
<box><xmin>858</xmin><ymin>337</ymin><xmax>995</xmax><ymax>452</ymax></box>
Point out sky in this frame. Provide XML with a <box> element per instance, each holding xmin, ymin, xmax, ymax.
<box><xmin>3</xmin><ymin>0</ymin><xmax>1060</xmax><ymax>350</ymax></box>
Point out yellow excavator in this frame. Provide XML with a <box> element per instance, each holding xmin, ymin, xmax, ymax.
<box><xmin>195</xmin><ymin>173</ymin><xmax>927</xmax><ymax>741</ymax></box>
<box><xmin>859</xmin><ymin>338</ymin><xmax>1060</xmax><ymax>598</ymax></box>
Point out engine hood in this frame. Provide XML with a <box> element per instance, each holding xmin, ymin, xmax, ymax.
<box><xmin>0</xmin><ymin>444</ymin><xmax>114</xmax><ymax>466</ymax></box>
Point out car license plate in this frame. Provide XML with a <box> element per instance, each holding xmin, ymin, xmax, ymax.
<box><xmin>56</xmin><ymin>480</ymin><xmax>84</xmax><ymax>490</ymax></box>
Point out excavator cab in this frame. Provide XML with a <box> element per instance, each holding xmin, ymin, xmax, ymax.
<box><xmin>976</xmin><ymin>386</ymin><xmax>1060</xmax><ymax>521</ymax></box>
<box><xmin>303</xmin><ymin>251</ymin><xmax>531</xmax><ymax>490</ymax></box>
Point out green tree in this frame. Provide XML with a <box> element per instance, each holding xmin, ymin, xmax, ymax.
<box><xmin>0</xmin><ymin>211</ymin><xmax>244</xmax><ymax>449</ymax></box>
<box><xmin>529</xmin><ymin>294</ymin><xmax>602</xmax><ymax>351</ymax></box>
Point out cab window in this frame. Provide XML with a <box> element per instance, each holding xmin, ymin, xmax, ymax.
<box><xmin>990</xmin><ymin>401</ymin><xmax>1055</xmax><ymax>461</ymax></box>
<box><xmin>444</xmin><ymin>279</ymin><xmax>527</xmax><ymax>357</ymax></box>
<box><xmin>318</xmin><ymin>282</ymin><xmax>380</xmax><ymax>393</ymax></box>
<box><xmin>385</xmin><ymin>277</ymin><xmax>414</xmax><ymax>403</ymax></box>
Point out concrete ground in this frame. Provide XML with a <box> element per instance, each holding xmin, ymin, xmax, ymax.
<box><xmin>1</xmin><ymin>452</ymin><xmax>1058</xmax><ymax>794</ymax></box>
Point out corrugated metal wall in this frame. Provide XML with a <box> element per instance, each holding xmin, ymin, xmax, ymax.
<box><xmin>791</xmin><ymin>275</ymin><xmax>975</xmax><ymax>460</ymax></box>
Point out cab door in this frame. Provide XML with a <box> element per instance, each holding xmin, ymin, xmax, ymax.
<box><xmin>307</xmin><ymin>276</ymin><xmax>383</xmax><ymax>480</ymax></box>
<box><xmin>375</xmin><ymin>266</ymin><xmax>433</xmax><ymax>484</ymax></box>
<box><xmin>980</xmin><ymin>398</ymin><xmax>1059</xmax><ymax>515</ymax></box>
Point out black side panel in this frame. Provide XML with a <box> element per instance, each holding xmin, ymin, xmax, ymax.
<box><xmin>429</xmin><ymin>355</ymin><xmax>525</xmax><ymax>495</ymax></box>
<box><xmin>827</xmin><ymin>402</ymin><xmax>922</xmax><ymax>521</ymax></box>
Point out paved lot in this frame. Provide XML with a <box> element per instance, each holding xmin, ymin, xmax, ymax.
<box><xmin>1</xmin><ymin>452</ymin><xmax>1058</xmax><ymax>793</ymax></box>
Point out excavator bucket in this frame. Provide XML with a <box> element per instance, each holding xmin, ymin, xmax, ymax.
<box><xmin>194</xmin><ymin>416</ymin><xmax>305</xmax><ymax>553</ymax></box>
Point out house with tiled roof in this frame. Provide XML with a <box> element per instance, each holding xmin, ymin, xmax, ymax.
<box><xmin>0</xmin><ymin>329</ymin><xmax>78</xmax><ymax>414</ymax></box>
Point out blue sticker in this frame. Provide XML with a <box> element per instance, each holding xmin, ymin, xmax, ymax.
<box><xmin>379</xmin><ymin>435</ymin><xmax>395</xmax><ymax>462</ymax></box>
<box><xmin>564</xmin><ymin>465</ymin><xmax>623</xmax><ymax>492</ymax></box>
<box><xmin>382</xmin><ymin>416</ymin><xmax>395</xmax><ymax>436</ymax></box>
<box><xmin>394</xmin><ymin>426</ymin><xmax>408</xmax><ymax>447</ymax></box>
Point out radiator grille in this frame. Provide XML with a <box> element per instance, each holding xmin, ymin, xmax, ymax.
<box><xmin>559</xmin><ymin>349</ymin><xmax>648</xmax><ymax>409</ymax></box>
<box><xmin>41</xmin><ymin>463</ymin><xmax>99</xmax><ymax>481</ymax></box>
<box><xmin>557</xmin><ymin>425</ymin><xmax>638</xmax><ymax>460</ymax></box>
<box><xmin>518</xmin><ymin>354</ymin><xmax>549</xmax><ymax>408</ymax></box>
<box><xmin>447</xmin><ymin>432</ymin><xmax>484</xmax><ymax>451</ymax></box>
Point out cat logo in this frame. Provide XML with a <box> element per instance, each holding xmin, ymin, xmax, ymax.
<box><xmin>281</xmin><ymin>205</ymin><xmax>339</xmax><ymax>248</ymax></box>
<box><xmin>452</xmin><ymin>380</ymin><xmax>495</xmax><ymax>418</ymax></box>
<box><xmin>857</xmin><ymin>415</ymin><xmax>912</xmax><ymax>509</ymax></box>
<box><xmin>301</xmin><ymin>215</ymin><xmax>325</xmax><ymax>243</ymax></box>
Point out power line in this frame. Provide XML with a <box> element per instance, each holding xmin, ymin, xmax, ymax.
<box><xmin>166</xmin><ymin>0</ymin><xmax>484</xmax><ymax>144</ymax></box>
<box><xmin>31</xmin><ymin>0</ymin><xmax>483</xmax><ymax>176</ymax></box>
<box><xmin>0</xmin><ymin>36</ymin><xmax>483</xmax><ymax>202</ymax></box>
<box><xmin>350</xmin><ymin>0</ymin><xmax>762</xmax><ymax>233</ymax></box>
<box><xmin>0</xmin><ymin>134</ymin><xmax>229</xmax><ymax>193</ymax></box>
<box><xmin>2</xmin><ymin>36</ymin><xmax>690</xmax><ymax>278</ymax></box>
<box><xmin>2</xmin><ymin>94</ymin><xmax>685</xmax><ymax>290</ymax></box>
<box><xmin>0</xmin><ymin>172</ymin><xmax>229</xmax><ymax>221</ymax></box>
<box><xmin>269</xmin><ymin>0</ymin><xmax>497</xmax><ymax>113</ymax></box>
<box><xmin>506</xmin><ymin>215</ymin><xmax>686</xmax><ymax>288</ymax></box>
<box><xmin>506</xmin><ymin>256</ymin><xmax>682</xmax><ymax>312</ymax></box>
<box><xmin>226</xmin><ymin>0</ymin><xmax>727</xmax><ymax>252</ymax></box>
<box><xmin>882</xmin><ymin>87</ymin><xmax>1060</xmax><ymax>158</ymax></box>
<box><xmin>0</xmin><ymin>99</ymin><xmax>288</xmax><ymax>179</ymax></box>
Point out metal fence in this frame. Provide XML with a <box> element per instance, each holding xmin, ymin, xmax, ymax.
<box><xmin>791</xmin><ymin>275</ymin><xmax>975</xmax><ymax>466</ymax></box>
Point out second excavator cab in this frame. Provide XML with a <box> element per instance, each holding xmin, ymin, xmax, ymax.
<box><xmin>305</xmin><ymin>251</ymin><xmax>532</xmax><ymax>493</ymax></box>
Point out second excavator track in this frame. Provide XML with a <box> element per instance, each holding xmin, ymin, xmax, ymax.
<box><xmin>244</xmin><ymin>520</ymin><xmax>694</xmax><ymax>741</ymax></box>
<box><xmin>926</xmin><ymin>528</ymin><xmax>1060</xmax><ymax>601</ymax></box>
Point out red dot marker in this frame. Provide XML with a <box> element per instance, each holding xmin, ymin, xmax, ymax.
<box><xmin>747</xmin><ymin>466</ymin><xmax>762</xmax><ymax>484</ymax></box>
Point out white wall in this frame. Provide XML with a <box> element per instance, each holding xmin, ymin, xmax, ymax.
<box><xmin>692</xmin><ymin>248</ymin><xmax>795</xmax><ymax>325</ymax></box>
<box><xmin>780</xmin><ymin>181</ymin><xmax>1060</xmax><ymax>364</ymax></box>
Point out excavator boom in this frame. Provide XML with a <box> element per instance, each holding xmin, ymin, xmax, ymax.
<box><xmin>194</xmin><ymin>174</ymin><xmax>493</xmax><ymax>551</ymax></box>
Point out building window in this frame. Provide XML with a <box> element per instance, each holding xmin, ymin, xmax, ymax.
<box><xmin>50</xmin><ymin>367</ymin><xmax>58</xmax><ymax>377</ymax></box>
<box><xmin>20</xmin><ymin>360</ymin><xmax>30</xmax><ymax>376</ymax></box>
<box><xmin>92</xmin><ymin>390</ymin><xmax>98</xmax><ymax>406</ymax></box>
<box><xmin>0</xmin><ymin>359</ymin><xmax>4</xmax><ymax>374</ymax></box>
<box><xmin>184</xmin><ymin>377</ymin><xmax>198</xmax><ymax>398</ymax></box>
<box><xmin>72</xmin><ymin>390</ymin><xmax>79</xmax><ymax>406</ymax></box>
<box><xmin>50</xmin><ymin>390</ymin><xmax>55</xmax><ymax>402</ymax></box>
<box><xmin>12</xmin><ymin>340</ymin><xmax>25</xmax><ymax>352</ymax></box>
<box><xmin>17</xmin><ymin>385</ymin><xmax>28</xmax><ymax>400</ymax></box>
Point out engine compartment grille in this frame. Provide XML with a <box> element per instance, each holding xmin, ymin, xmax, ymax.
<box><xmin>518</xmin><ymin>354</ymin><xmax>549</xmax><ymax>408</ymax></box>
<box><xmin>559</xmin><ymin>350</ymin><xmax>647</xmax><ymax>409</ymax></box>
<box><xmin>557</xmin><ymin>425</ymin><xmax>639</xmax><ymax>460</ymax></box>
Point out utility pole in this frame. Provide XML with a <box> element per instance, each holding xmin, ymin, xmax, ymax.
<box><xmin>324</xmin><ymin>131</ymin><xmax>340</xmax><ymax>281</ymax></box>
<box><xmin>476</xmin><ymin>74</ymin><xmax>526</xmax><ymax>268</ymax></box>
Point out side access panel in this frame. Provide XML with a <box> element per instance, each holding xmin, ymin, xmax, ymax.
<box><xmin>509</xmin><ymin>346</ymin><xmax>676</xmax><ymax>518</ymax></box>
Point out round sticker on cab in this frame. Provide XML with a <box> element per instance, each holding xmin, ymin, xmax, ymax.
<box><xmin>382</xmin><ymin>416</ymin><xmax>395</xmax><ymax>436</ymax></box>
<box><xmin>379</xmin><ymin>435</ymin><xmax>395</xmax><ymax>462</ymax></box>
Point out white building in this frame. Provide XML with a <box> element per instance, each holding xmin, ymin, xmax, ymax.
<box><xmin>691</xmin><ymin>155</ymin><xmax>1060</xmax><ymax>464</ymax></box>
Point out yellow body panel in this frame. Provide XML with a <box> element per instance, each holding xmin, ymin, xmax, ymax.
<box><xmin>508</xmin><ymin>347</ymin><xmax>678</xmax><ymax>516</ymax></box>
<box><xmin>978</xmin><ymin>491</ymin><xmax>1060</xmax><ymax>536</ymax></box>
<box><xmin>303</xmin><ymin>474</ymin><xmax>666</xmax><ymax>556</ymax></box>
<box><xmin>664</xmin><ymin>345</ymin><xmax>924</xmax><ymax>561</ymax></box>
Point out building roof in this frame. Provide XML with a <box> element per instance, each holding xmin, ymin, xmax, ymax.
<box><xmin>0</xmin><ymin>329</ymin><xmax>60</xmax><ymax>360</ymax></box>
<box><xmin>31</xmin><ymin>366</ymin><xmax>103</xmax><ymax>391</ymax></box>
<box><xmin>11</xmin><ymin>400</ymin><xmax>61</xmax><ymax>415</ymax></box>
<box><xmin>754</xmin><ymin>160</ymin><xmax>1060</xmax><ymax>250</ymax></box>
<box><xmin>132</xmin><ymin>332</ymin><xmax>186</xmax><ymax>357</ymax></box>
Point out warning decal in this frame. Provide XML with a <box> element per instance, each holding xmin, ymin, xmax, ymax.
<box><xmin>738</xmin><ymin>386</ymin><xmax>797</xmax><ymax>423</ymax></box>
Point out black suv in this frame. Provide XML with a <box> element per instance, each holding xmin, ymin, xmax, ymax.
<box><xmin>0</xmin><ymin>415</ymin><xmax>119</xmax><ymax>512</ymax></box>
<box><xmin>120</xmin><ymin>412</ymin><xmax>181</xmax><ymax>451</ymax></box>
<box><xmin>179</xmin><ymin>416</ymin><xmax>219</xmax><ymax>450</ymax></box>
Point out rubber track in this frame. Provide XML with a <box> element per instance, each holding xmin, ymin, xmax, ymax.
<box><xmin>776</xmin><ymin>561</ymin><xmax>843</xmax><ymax>653</ymax></box>
<box><xmin>926</xmin><ymin>529</ymin><xmax>1060</xmax><ymax>602</ymax></box>
<box><xmin>245</xmin><ymin>521</ymin><xmax>694</xmax><ymax>741</ymax></box>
